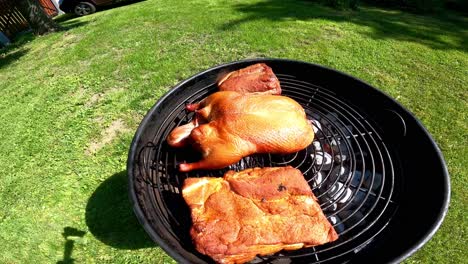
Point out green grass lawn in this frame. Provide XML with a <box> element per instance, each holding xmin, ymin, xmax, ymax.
<box><xmin>0</xmin><ymin>0</ymin><xmax>466</xmax><ymax>263</ymax></box>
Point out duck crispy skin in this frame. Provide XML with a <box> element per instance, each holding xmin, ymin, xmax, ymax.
<box><xmin>166</xmin><ymin>91</ymin><xmax>314</xmax><ymax>172</ymax></box>
<box><xmin>182</xmin><ymin>167</ymin><xmax>339</xmax><ymax>264</ymax></box>
<box><xmin>218</xmin><ymin>63</ymin><xmax>281</xmax><ymax>95</ymax></box>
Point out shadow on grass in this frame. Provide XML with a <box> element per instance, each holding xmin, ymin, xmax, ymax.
<box><xmin>0</xmin><ymin>31</ymin><xmax>35</xmax><ymax>68</ymax></box>
<box><xmin>59</xmin><ymin>19</ymin><xmax>89</xmax><ymax>30</ymax></box>
<box><xmin>222</xmin><ymin>0</ymin><xmax>468</xmax><ymax>52</ymax></box>
<box><xmin>0</xmin><ymin>16</ymin><xmax>88</xmax><ymax>68</ymax></box>
<box><xmin>57</xmin><ymin>227</ymin><xmax>87</xmax><ymax>264</ymax></box>
<box><xmin>54</xmin><ymin>13</ymin><xmax>77</xmax><ymax>23</ymax></box>
<box><xmin>0</xmin><ymin>48</ymin><xmax>29</xmax><ymax>69</ymax></box>
<box><xmin>85</xmin><ymin>170</ymin><xmax>154</xmax><ymax>249</ymax></box>
<box><xmin>0</xmin><ymin>0</ymin><xmax>145</xmax><ymax>65</ymax></box>
<box><xmin>98</xmin><ymin>0</ymin><xmax>147</xmax><ymax>12</ymax></box>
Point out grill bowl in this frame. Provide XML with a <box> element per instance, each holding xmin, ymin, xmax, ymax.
<box><xmin>128</xmin><ymin>59</ymin><xmax>450</xmax><ymax>263</ymax></box>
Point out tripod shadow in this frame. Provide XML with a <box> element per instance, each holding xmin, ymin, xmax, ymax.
<box><xmin>57</xmin><ymin>227</ymin><xmax>86</xmax><ymax>264</ymax></box>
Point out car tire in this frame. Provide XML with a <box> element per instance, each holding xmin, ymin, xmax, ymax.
<box><xmin>74</xmin><ymin>2</ymin><xmax>96</xmax><ymax>16</ymax></box>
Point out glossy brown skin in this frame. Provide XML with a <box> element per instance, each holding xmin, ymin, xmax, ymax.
<box><xmin>218</xmin><ymin>63</ymin><xmax>281</xmax><ymax>95</ymax></box>
<box><xmin>182</xmin><ymin>167</ymin><xmax>339</xmax><ymax>264</ymax></box>
<box><xmin>167</xmin><ymin>91</ymin><xmax>314</xmax><ymax>172</ymax></box>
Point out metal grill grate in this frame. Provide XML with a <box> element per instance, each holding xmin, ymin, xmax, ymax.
<box><xmin>134</xmin><ymin>73</ymin><xmax>402</xmax><ymax>263</ymax></box>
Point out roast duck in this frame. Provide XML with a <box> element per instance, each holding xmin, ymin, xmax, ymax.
<box><xmin>166</xmin><ymin>64</ymin><xmax>338</xmax><ymax>263</ymax></box>
<box><xmin>167</xmin><ymin>64</ymin><xmax>313</xmax><ymax>171</ymax></box>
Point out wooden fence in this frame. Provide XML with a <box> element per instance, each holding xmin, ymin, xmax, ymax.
<box><xmin>0</xmin><ymin>1</ymin><xmax>28</xmax><ymax>39</ymax></box>
<box><xmin>0</xmin><ymin>0</ymin><xmax>58</xmax><ymax>39</ymax></box>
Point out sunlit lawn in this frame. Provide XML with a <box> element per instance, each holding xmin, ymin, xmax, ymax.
<box><xmin>0</xmin><ymin>0</ymin><xmax>466</xmax><ymax>263</ymax></box>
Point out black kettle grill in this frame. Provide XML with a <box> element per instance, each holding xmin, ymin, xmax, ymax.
<box><xmin>127</xmin><ymin>59</ymin><xmax>450</xmax><ymax>263</ymax></box>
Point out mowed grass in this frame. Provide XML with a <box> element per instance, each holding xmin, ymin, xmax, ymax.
<box><xmin>0</xmin><ymin>0</ymin><xmax>466</xmax><ymax>263</ymax></box>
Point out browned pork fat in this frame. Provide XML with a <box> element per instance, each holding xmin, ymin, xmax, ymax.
<box><xmin>182</xmin><ymin>167</ymin><xmax>338</xmax><ymax>264</ymax></box>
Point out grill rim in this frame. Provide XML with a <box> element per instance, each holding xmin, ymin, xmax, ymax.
<box><xmin>127</xmin><ymin>58</ymin><xmax>450</xmax><ymax>264</ymax></box>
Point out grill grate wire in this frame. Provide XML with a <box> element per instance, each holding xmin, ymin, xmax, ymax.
<box><xmin>135</xmin><ymin>74</ymin><xmax>401</xmax><ymax>263</ymax></box>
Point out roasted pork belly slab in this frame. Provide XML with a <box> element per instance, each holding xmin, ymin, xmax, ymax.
<box><xmin>218</xmin><ymin>63</ymin><xmax>281</xmax><ymax>95</ymax></box>
<box><xmin>182</xmin><ymin>167</ymin><xmax>338</xmax><ymax>264</ymax></box>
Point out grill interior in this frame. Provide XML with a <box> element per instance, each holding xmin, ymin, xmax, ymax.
<box><xmin>133</xmin><ymin>73</ymin><xmax>402</xmax><ymax>263</ymax></box>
